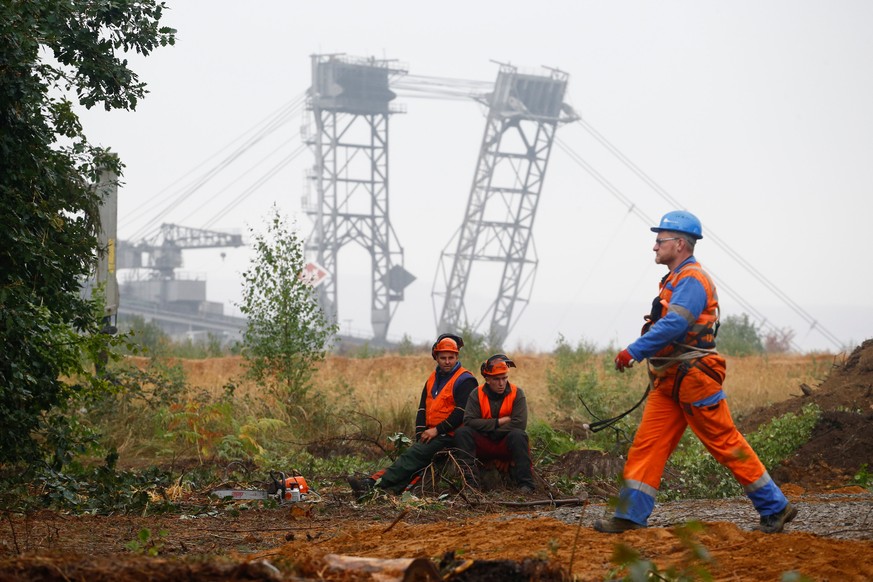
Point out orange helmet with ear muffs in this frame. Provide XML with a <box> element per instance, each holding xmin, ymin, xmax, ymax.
<box><xmin>431</xmin><ymin>333</ymin><xmax>464</xmax><ymax>359</ymax></box>
<box><xmin>480</xmin><ymin>354</ymin><xmax>516</xmax><ymax>377</ymax></box>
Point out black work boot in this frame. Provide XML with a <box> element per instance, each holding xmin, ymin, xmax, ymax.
<box><xmin>347</xmin><ymin>476</ymin><xmax>376</xmax><ymax>498</ymax></box>
<box><xmin>593</xmin><ymin>517</ymin><xmax>646</xmax><ymax>534</ymax></box>
<box><xmin>757</xmin><ymin>502</ymin><xmax>798</xmax><ymax>533</ymax></box>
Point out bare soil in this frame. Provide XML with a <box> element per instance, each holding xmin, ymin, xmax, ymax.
<box><xmin>1</xmin><ymin>341</ymin><xmax>872</xmax><ymax>581</ymax></box>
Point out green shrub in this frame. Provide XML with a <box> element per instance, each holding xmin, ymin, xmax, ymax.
<box><xmin>747</xmin><ymin>403</ymin><xmax>821</xmax><ymax>468</ymax></box>
<box><xmin>662</xmin><ymin>403</ymin><xmax>820</xmax><ymax>500</ymax></box>
<box><xmin>545</xmin><ymin>336</ymin><xmax>647</xmax><ymax>453</ymax></box>
<box><xmin>527</xmin><ymin>419</ymin><xmax>579</xmax><ymax>462</ymax></box>
<box><xmin>33</xmin><ymin>455</ymin><xmax>176</xmax><ymax>515</ymax></box>
<box><xmin>239</xmin><ymin>208</ymin><xmax>336</xmax><ymax>419</ymax></box>
<box><xmin>718</xmin><ymin>314</ymin><xmax>764</xmax><ymax>356</ymax></box>
<box><xmin>852</xmin><ymin>464</ymin><xmax>871</xmax><ymax>489</ymax></box>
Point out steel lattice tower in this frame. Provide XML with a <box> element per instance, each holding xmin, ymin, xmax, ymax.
<box><xmin>433</xmin><ymin>64</ymin><xmax>573</xmax><ymax>344</ymax></box>
<box><xmin>304</xmin><ymin>55</ymin><xmax>414</xmax><ymax>344</ymax></box>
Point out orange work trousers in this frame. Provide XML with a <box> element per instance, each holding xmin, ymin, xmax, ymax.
<box><xmin>616</xmin><ymin>356</ymin><xmax>786</xmax><ymax>524</ymax></box>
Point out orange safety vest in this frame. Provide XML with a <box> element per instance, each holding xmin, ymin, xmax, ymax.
<box><xmin>424</xmin><ymin>367</ymin><xmax>469</xmax><ymax>433</ymax></box>
<box><xmin>652</xmin><ymin>261</ymin><xmax>719</xmax><ymax>360</ymax></box>
<box><xmin>477</xmin><ymin>384</ymin><xmax>517</xmax><ymax>419</ymax></box>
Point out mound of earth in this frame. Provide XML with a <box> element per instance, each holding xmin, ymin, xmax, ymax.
<box><xmin>737</xmin><ymin>339</ymin><xmax>873</xmax><ymax>431</ymax></box>
<box><xmin>736</xmin><ymin>339</ymin><xmax>873</xmax><ymax>490</ymax></box>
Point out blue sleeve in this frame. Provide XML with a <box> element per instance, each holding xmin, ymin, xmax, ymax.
<box><xmin>628</xmin><ymin>276</ymin><xmax>707</xmax><ymax>360</ymax></box>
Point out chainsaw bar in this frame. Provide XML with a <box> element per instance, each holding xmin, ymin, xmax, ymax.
<box><xmin>211</xmin><ymin>489</ymin><xmax>274</xmax><ymax>501</ymax></box>
<box><xmin>211</xmin><ymin>471</ymin><xmax>308</xmax><ymax>502</ymax></box>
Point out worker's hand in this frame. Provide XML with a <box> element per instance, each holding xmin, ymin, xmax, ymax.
<box><xmin>614</xmin><ymin>349</ymin><xmax>635</xmax><ymax>372</ymax></box>
<box><xmin>419</xmin><ymin>427</ymin><xmax>438</xmax><ymax>443</ymax></box>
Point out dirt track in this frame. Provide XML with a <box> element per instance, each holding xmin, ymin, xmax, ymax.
<box><xmin>0</xmin><ymin>487</ymin><xmax>870</xmax><ymax>581</ymax></box>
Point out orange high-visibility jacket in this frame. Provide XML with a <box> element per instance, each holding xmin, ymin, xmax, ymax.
<box><xmin>424</xmin><ymin>367</ymin><xmax>470</xmax><ymax>434</ymax></box>
<box><xmin>651</xmin><ymin>261</ymin><xmax>719</xmax><ymax>361</ymax></box>
<box><xmin>477</xmin><ymin>384</ymin><xmax>517</xmax><ymax>419</ymax></box>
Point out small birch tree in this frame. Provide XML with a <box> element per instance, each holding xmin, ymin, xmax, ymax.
<box><xmin>239</xmin><ymin>209</ymin><xmax>336</xmax><ymax>411</ymax></box>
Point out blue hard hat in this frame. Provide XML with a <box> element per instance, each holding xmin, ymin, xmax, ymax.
<box><xmin>651</xmin><ymin>210</ymin><xmax>703</xmax><ymax>239</ymax></box>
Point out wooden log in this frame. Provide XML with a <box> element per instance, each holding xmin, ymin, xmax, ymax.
<box><xmin>322</xmin><ymin>554</ymin><xmax>441</xmax><ymax>581</ymax></box>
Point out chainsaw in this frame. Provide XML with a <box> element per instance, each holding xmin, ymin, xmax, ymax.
<box><xmin>211</xmin><ymin>471</ymin><xmax>310</xmax><ymax>502</ymax></box>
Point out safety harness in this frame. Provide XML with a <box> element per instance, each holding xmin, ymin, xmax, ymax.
<box><xmin>585</xmin><ymin>266</ymin><xmax>723</xmax><ymax>431</ymax></box>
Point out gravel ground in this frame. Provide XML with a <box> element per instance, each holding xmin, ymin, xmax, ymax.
<box><xmin>541</xmin><ymin>492</ymin><xmax>873</xmax><ymax>540</ymax></box>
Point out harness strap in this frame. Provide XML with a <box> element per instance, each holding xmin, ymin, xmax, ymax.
<box><xmin>672</xmin><ymin>362</ymin><xmax>689</xmax><ymax>402</ymax></box>
<box><xmin>653</xmin><ymin>349</ymin><xmax>722</xmax><ymax>402</ymax></box>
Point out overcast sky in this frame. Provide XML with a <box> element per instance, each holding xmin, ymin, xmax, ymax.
<box><xmin>78</xmin><ymin>0</ymin><xmax>873</xmax><ymax>354</ymax></box>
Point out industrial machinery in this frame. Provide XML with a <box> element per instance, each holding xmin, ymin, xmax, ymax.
<box><xmin>116</xmin><ymin>223</ymin><xmax>246</xmax><ymax>338</ymax></box>
<box><xmin>303</xmin><ymin>54</ymin><xmax>415</xmax><ymax>345</ymax></box>
<box><xmin>433</xmin><ymin>64</ymin><xmax>575</xmax><ymax>343</ymax></box>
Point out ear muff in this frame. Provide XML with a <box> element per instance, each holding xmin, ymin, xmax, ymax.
<box><xmin>480</xmin><ymin>354</ymin><xmax>516</xmax><ymax>377</ymax></box>
<box><xmin>431</xmin><ymin>333</ymin><xmax>464</xmax><ymax>359</ymax></box>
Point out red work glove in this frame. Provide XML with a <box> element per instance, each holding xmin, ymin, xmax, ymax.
<box><xmin>614</xmin><ymin>349</ymin><xmax>635</xmax><ymax>372</ymax></box>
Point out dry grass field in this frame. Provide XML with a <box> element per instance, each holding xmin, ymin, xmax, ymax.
<box><xmin>152</xmin><ymin>350</ymin><xmax>838</xmax><ymax>422</ymax></box>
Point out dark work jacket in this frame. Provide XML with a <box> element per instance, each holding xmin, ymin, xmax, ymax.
<box><xmin>462</xmin><ymin>383</ymin><xmax>528</xmax><ymax>438</ymax></box>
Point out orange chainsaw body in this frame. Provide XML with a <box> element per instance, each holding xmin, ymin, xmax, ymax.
<box><xmin>282</xmin><ymin>475</ymin><xmax>309</xmax><ymax>495</ymax></box>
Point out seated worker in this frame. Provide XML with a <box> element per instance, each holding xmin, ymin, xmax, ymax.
<box><xmin>455</xmin><ymin>354</ymin><xmax>535</xmax><ymax>493</ymax></box>
<box><xmin>348</xmin><ymin>333</ymin><xmax>478</xmax><ymax>496</ymax></box>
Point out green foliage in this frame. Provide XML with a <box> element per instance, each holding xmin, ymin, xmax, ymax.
<box><xmin>33</xmin><ymin>454</ymin><xmax>176</xmax><ymax>515</ymax></box>
<box><xmin>84</xmin><ymin>360</ymin><xmax>188</xmax><ymax>456</ymax></box>
<box><xmin>609</xmin><ymin>521</ymin><xmax>713</xmax><ymax>581</ymax></box>
<box><xmin>547</xmin><ymin>335</ymin><xmax>602</xmax><ymax>413</ymax></box>
<box><xmin>387</xmin><ymin>432</ymin><xmax>413</xmax><ymax>456</ymax></box>
<box><xmin>239</xmin><ymin>208</ymin><xmax>337</xmax><ymax>415</ymax></box>
<box><xmin>527</xmin><ymin>419</ymin><xmax>579</xmax><ymax>461</ymax></box>
<box><xmin>717</xmin><ymin>314</ymin><xmax>764</xmax><ymax>356</ymax></box>
<box><xmin>0</xmin><ymin>0</ymin><xmax>174</xmax><ymax>466</ymax></box>
<box><xmin>215</xmin><ymin>417</ymin><xmax>288</xmax><ymax>464</ymax></box>
<box><xmin>261</xmin><ymin>449</ymin><xmax>371</xmax><ymax>484</ymax></box>
<box><xmin>747</xmin><ymin>403</ymin><xmax>821</xmax><ymax>468</ymax></box>
<box><xmin>545</xmin><ymin>336</ymin><xmax>645</xmax><ymax>451</ymax></box>
<box><xmin>663</xmin><ymin>403</ymin><xmax>820</xmax><ymax>500</ymax></box>
<box><xmin>89</xmin><ymin>361</ymin><xmax>291</xmax><ymax>466</ymax></box>
<box><xmin>125</xmin><ymin>528</ymin><xmax>168</xmax><ymax>556</ymax></box>
<box><xmin>852</xmin><ymin>464</ymin><xmax>871</xmax><ymax>489</ymax></box>
<box><xmin>159</xmin><ymin>391</ymin><xmax>238</xmax><ymax>464</ymax></box>
<box><xmin>118</xmin><ymin>315</ymin><xmax>170</xmax><ymax>355</ymax></box>
<box><xmin>357</xmin><ymin>398</ymin><xmax>416</xmax><ymax>443</ymax></box>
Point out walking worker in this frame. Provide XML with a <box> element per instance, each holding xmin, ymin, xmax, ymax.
<box><xmin>455</xmin><ymin>354</ymin><xmax>536</xmax><ymax>493</ymax></box>
<box><xmin>595</xmin><ymin>210</ymin><xmax>797</xmax><ymax>534</ymax></box>
<box><xmin>348</xmin><ymin>333</ymin><xmax>477</xmax><ymax>496</ymax></box>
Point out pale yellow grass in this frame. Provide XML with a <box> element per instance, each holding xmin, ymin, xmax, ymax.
<box><xmin>722</xmin><ymin>353</ymin><xmax>839</xmax><ymax>415</ymax></box>
<box><xmin>133</xmin><ymin>352</ymin><xmax>834</xmax><ymax>420</ymax></box>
